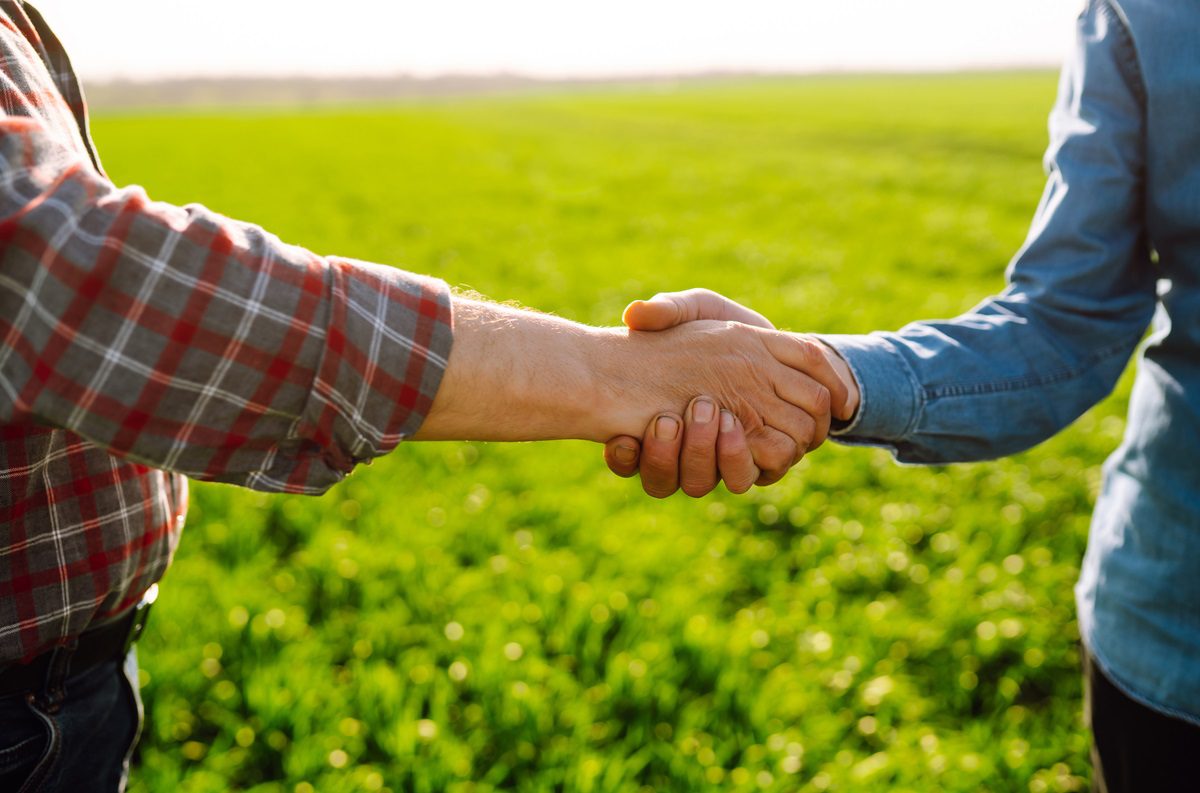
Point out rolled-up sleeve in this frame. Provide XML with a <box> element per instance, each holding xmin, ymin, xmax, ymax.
<box><xmin>0</xmin><ymin>116</ymin><xmax>453</xmax><ymax>494</ymax></box>
<box><xmin>822</xmin><ymin>0</ymin><xmax>1157</xmax><ymax>464</ymax></box>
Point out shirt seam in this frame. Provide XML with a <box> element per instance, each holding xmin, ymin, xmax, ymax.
<box><xmin>921</xmin><ymin>337</ymin><xmax>1132</xmax><ymax>400</ymax></box>
<box><xmin>1100</xmin><ymin>0</ymin><xmax>1147</xmax><ymax>108</ymax></box>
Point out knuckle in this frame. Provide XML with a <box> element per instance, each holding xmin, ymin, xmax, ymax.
<box><xmin>644</xmin><ymin>481</ymin><xmax>677</xmax><ymax>499</ymax></box>
<box><xmin>757</xmin><ymin>470</ymin><xmax>784</xmax><ymax>487</ymax></box>
<box><xmin>691</xmin><ymin>427</ymin><xmax>715</xmax><ymax>451</ymax></box>
<box><xmin>797</xmin><ymin>413</ymin><xmax>816</xmax><ymax>445</ymax></box>
<box><xmin>813</xmin><ymin>385</ymin><xmax>832</xmax><ymax>416</ymax></box>
<box><xmin>640</xmin><ymin>459</ymin><xmax>675</xmax><ymax>484</ymax></box>
<box><xmin>798</xmin><ymin>338</ymin><xmax>823</xmax><ymax>368</ymax></box>
<box><xmin>725</xmin><ymin>474</ymin><xmax>754</xmax><ymax>495</ymax></box>
<box><xmin>645</xmin><ymin>466</ymin><xmax>678</xmax><ymax>488</ymax></box>
<box><xmin>758</xmin><ymin>446</ymin><xmax>790</xmax><ymax>474</ymax></box>
<box><xmin>717</xmin><ymin>443</ymin><xmax>746</xmax><ymax>465</ymax></box>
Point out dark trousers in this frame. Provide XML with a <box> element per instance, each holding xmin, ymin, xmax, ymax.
<box><xmin>0</xmin><ymin>647</ymin><xmax>141</xmax><ymax>793</ymax></box>
<box><xmin>1085</xmin><ymin>648</ymin><xmax>1200</xmax><ymax>793</ymax></box>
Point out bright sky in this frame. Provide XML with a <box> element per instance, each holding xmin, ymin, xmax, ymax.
<box><xmin>34</xmin><ymin>0</ymin><xmax>1083</xmax><ymax>82</ymax></box>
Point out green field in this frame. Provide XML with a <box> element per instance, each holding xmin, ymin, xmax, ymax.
<box><xmin>93</xmin><ymin>73</ymin><xmax>1122</xmax><ymax>792</ymax></box>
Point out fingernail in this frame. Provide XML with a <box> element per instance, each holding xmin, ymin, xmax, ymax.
<box><xmin>692</xmin><ymin>399</ymin><xmax>715</xmax><ymax>424</ymax></box>
<box><xmin>719</xmin><ymin>410</ymin><xmax>735</xmax><ymax>432</ymax></box>
<box><xmin>614</xmin><ymin>444</ymin><xmax>637</xmax><ymax>464</ymax></box>
<box><xmin>655</xmin><ymin>415</ymin><xmax>679</xmax><ymax>440</ymax></box>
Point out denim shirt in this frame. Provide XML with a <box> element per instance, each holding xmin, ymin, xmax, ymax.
<box><xmin>823</xmin><ymin>0</ymin><xmax>1200</xmax><ymax>725</ymax></box>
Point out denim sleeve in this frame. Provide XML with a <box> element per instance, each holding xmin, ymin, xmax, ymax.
<box><xmin>821</xmin><ymin>0</ymin><xmax>1158</xmax><ymax>464</ymax></box>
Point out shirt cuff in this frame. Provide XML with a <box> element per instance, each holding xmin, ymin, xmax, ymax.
<box><xmin>300</xmin><ymin>258</ymin><xmax>454</xmax><ymax>480</ymax></box>
<box><xmin>819</xmin><ymin>333</ymin><xmax>924</xmax><ymax>445</ymax></box>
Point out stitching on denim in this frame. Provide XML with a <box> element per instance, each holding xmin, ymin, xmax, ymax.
<box><xmin>1101</xmin><ymin>0</ymin><xmax>1148</xmax><ymax>107</ymax></box>
<box><xmin>0</xmin><ymin>734</ymin><xmax>41</xmax><ymax>767</ymax></box>
<box><xmin>17</xmin><ymin>697</ymin><xmax>60</xmax><ymax>793</ymax></box>
<box><xmin>887</xmin><ymin>339</ymin><xmax>927</xmax><ymax>438</ymax></box>
<box><xmin>922</xmin><ymin>338</ymin><xmax>1132</xmax><ymax>400</ymax></box>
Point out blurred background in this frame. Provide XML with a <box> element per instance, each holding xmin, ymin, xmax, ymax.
<box><xmin>34</xmin><ymin>2</ymin><xmax>1113</xmax><ymax>791</ymax></box>
<box><xmin>42</xmin><ymin>1</ymin><xmax>1081</xmax><ymax>103</ymax></box>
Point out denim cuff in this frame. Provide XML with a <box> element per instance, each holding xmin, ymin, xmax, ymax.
<box><xmin>818</xmin><ymin>333</ymin><xmax>924</xmax><ymax>443</ymax></box>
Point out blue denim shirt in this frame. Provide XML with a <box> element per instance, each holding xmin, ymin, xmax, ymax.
<box><xmin>823</xmin><ymin>0</ymin><xmax>1200</xmax><ymax>725</ymax></box>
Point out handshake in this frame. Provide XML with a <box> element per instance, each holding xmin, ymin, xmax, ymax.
<box><xmin>417</xmin><ymin>288</ymin><xmax>861</xmax><ymax>498</ymax></box>
<box><xmin>601</xmin><ymin>289</ymin><xmax>860</xmax><ymax>498</ymax></box>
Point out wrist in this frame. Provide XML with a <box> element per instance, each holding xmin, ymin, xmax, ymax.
<box><xmin>582</xmin><ymin>327</ymin><xmax>671</xmax><ymax>442</ymax></box>
<box><xmin>516</xmin><ymin>318</ymin><xmax>623</xmax><ymax>443</ymax></box>
<box><xmin>421</xmin><ymin>298</ymin><xmax>623</xmax><ymax>442</ymax></box>
<box><xmin>817</xmin><ymin>339</ymin><xmax>861</xmax><ymax>420</ymax></box>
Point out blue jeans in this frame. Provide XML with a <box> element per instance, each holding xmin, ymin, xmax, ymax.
<box><xmin>0</xmin><ymin>647</ymin><xmax>142</xmax><ymax>793</ymax></box>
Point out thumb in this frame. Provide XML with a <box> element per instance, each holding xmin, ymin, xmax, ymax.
<box><xmin>622</xmin><ymin>289</ymin><xmax>776</xmax><ymax>331</ymax></box>
<box><xmin>622</xmin><ymin>297</ymin><xmax>682</xmax><ymax>331</ymax></box>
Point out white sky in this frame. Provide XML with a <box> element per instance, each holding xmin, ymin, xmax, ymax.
<box><xmin>33</xmin><ymin>0</ymin><xmax>1083</xmax><ymax>82</ymax></box>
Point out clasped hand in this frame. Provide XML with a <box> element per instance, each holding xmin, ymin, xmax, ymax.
<box><xmin>604</xmin><ymin>289</ymin><xmax>859</xmax><ymax>498</ymax></box>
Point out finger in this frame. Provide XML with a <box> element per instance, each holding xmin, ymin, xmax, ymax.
<box><xmin>745</xmin><ymin>425</ymin><xmax>799</xmax><ymax>486</ymax></box>
<box><xmin>768</xmin><ymin>364</ymin><xmax>832</xmax><ymax>451</ymax></box>
<box><xmin>761</xmin><ymin>332</ymin><xmax>851</xmax><ymax>420</ymax></box>
<box><xmin>623</xmin><ymin>288</ymin><xmax>775</xmax><ymax>331</ymax></box>
<box><xmin>679</xmin><ymin>397</ymin><xmax>720</xmax><ymax>498</ymax></box>
<box><xmin>604</xmin><ymin>436</ymin><xmax>642</xmax><ymax>478</ymax></box>
<box><xmin>760</xmin><ymin>399</ymin><xmax>820</xmax><ymax>465</ymax></box>
<box><xmin>622</xmin><ymin>298</ymin><xmax>683</xmax><ymax>331</ymax></box>
<box><xmin>640</xmin><ymin>413</ymin><xmax>684</xmax><ymax>498</ymax></box>
<box><xmin>717</xmin><ymin>411</ymin><xmax>759</xmax><ymax>494</ymax></box>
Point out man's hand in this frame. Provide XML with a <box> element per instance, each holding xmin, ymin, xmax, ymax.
<box><xmin>605</xmin><ymin>397</ymin><xmax>760</xmax><ymax>497</ymax></box>
<box><xmin>604</xmin><ymin>289</ymin><xmax>861</xmax><ymax>497</ymax></box>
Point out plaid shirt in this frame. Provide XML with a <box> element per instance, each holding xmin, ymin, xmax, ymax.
<box><xmin>0</xmin><ymin>2</ymin><xmax>454</xmax><ymax>665</ymax></box>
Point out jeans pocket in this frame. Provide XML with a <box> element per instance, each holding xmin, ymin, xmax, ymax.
<box><xmin>0</xmin><ymin>700</ymin><xmax>52</xmax><ymax>793</ymax></box>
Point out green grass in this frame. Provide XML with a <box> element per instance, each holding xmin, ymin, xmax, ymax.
<box><xmin>92</xmin><ymin>72</ymin><xmax>1118</xmax><ymax>792</ymax></box>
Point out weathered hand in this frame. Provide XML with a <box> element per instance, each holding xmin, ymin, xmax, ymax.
<box><xmin>605</xmin><ymin>396</ymin><xmax>760</xmax><ymax>497</ymax></box>
<box><xmin>596</xmin><ymin>316</ymin><xmax>846</xmax><ymax>451</ymax></box>
<box><xmin>604</xmin><ymin>289</ymin><xmax>859</xmax><ymax>497</ymax></box>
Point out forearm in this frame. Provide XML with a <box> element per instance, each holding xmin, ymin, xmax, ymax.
<box><xmin>414</xmin><ymin>298</ymin><xmax>624</xmax><ymax>442</ymax></box>
<box><xmin>415</xmin><ymin>299</ymin><xmax>821</xmax><ymax>445</ymax></box>
<box><xmin>821</xmin><ymin>290</ymin><xmax>1150</xmax><ymax>464</ymax></box>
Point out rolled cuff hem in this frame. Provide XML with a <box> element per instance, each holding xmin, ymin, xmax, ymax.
<box><xmin>819</xmin><ymin>333</ymin><xmax>924</xmax><ymax>443</ymax></box>
<box><xmin>290</xmin><ymin>259</ymin><xmax>454</xmax><ymax>490</ymax></box>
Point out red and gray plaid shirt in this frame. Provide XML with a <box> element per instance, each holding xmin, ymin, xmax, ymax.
<box><xmin>0</xmin><ymin>2</ymin><xmax>454</xmax><ymax>665</ymax></box>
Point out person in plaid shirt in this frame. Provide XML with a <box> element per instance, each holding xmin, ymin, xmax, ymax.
<box><xmin>0</xmin><ymin>3</ymin><xmax>853</xmax><ymax>789</ymax></box>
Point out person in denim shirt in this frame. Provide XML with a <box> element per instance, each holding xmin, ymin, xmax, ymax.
<box><xmin>609</xmin><ymin>0</ymin><xmax>1200</xmax><ymax>788</ymax></box>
